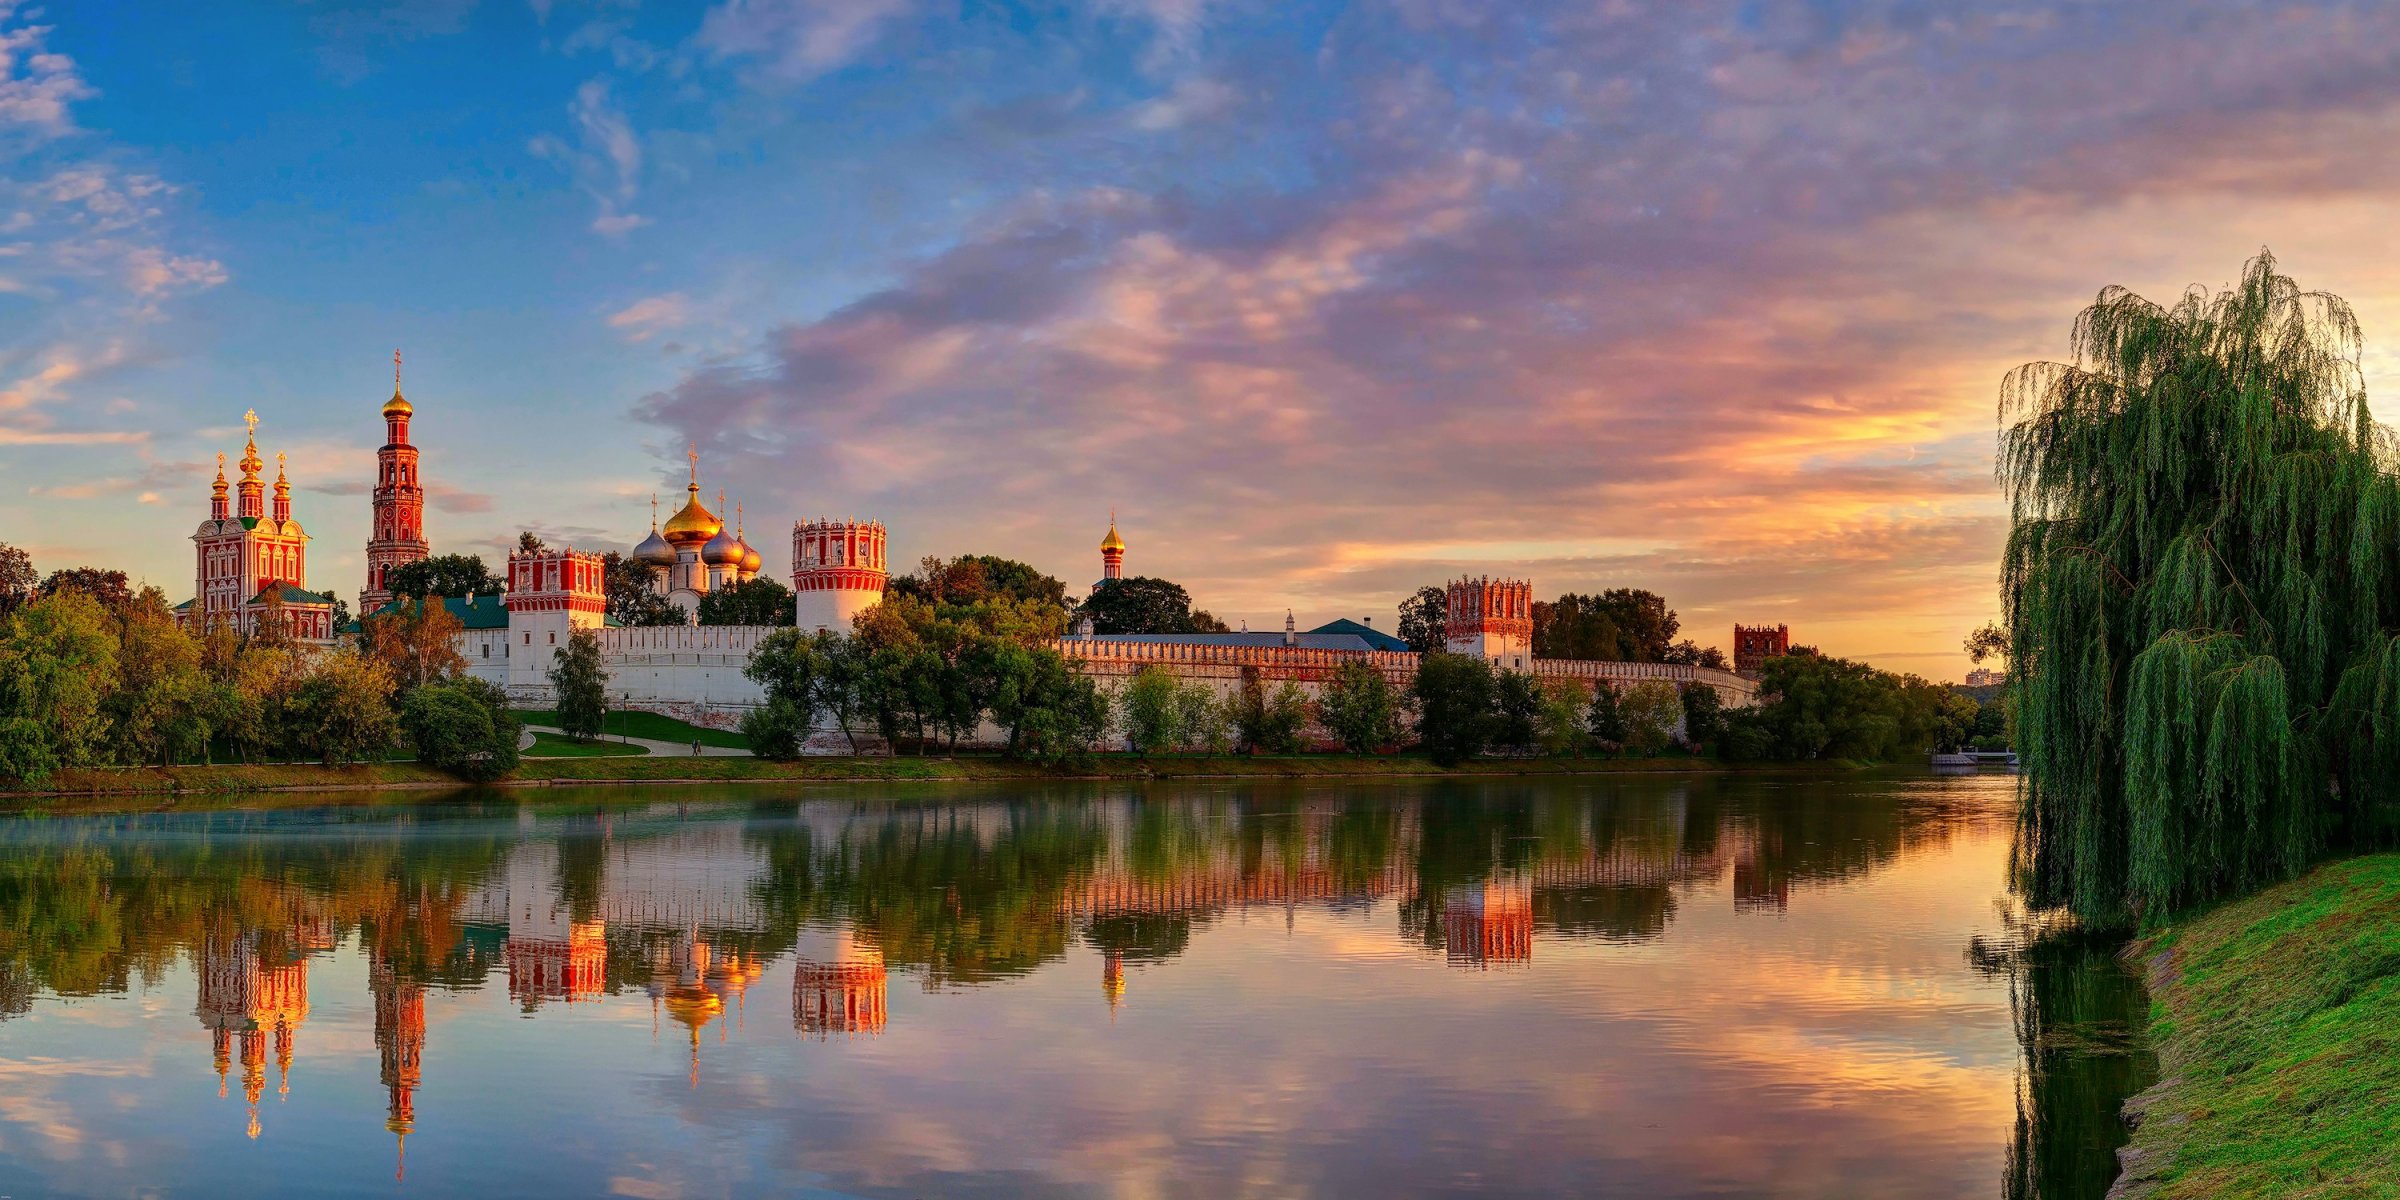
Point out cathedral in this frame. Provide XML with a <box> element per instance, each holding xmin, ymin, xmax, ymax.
<box><xmin>173</xmin><ymin>409</ymin><xmax>339</xmax><ymax>643</ymax></box>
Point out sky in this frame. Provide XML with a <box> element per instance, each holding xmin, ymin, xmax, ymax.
<box><xmin>7</xmin><ymin>1</ymin><xmax>2400</xmax><ymax>676</ymax></box>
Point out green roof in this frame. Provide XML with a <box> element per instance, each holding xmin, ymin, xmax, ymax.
<box><xmin>1307</xmin><ymin>618</ymin><xmax>1409</xmax><ymax>652</ymax></box>
<box><xmin>261</xmin><ymin>584</ymin><xmax>335</xmax><ymax>607</ymax></box>
<box><xmin>368</xmin><ymin>594</ymin><xmax>511</xmax><ymax>630</ymax></box>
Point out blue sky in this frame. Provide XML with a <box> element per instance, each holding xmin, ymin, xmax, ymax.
<box><xmin>10</xmin><ymin>0</ymin><xmax>2400</xmax><ymax>672</ymax></box>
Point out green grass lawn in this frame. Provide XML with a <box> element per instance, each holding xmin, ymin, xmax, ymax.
<box><xmin>2117</xmin><ymin>854</ymin><xmax>2400</xmax><ymax>1197</ymax></box>
<box><xmin>511</xmin><ymin>709</ymin><xmax>751</xmax><ymax>749</ymax></box>
<box><xmin>522</xmin><ymin>732</ymin><xmax>651</xmax><ymax>758</ymax></box>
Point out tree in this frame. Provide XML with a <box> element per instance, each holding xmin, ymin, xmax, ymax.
<box><xmin>1491</xmin><ymin>671</ymin><xmax>1542</xmax><ymax>753</ymax></box>
<box><xmin>1534</xmin><ymin>589</ymin><xmax>1690</xmax><ymax>662</ymax></box>
<box><xmin>1175</xmin><ymin>680</ymin><xmax>1232</xmax><ymax>754</ymax></box>
<box><xmin>1736</xmin><ymin>652</ymin><xmax>1947</xmax><ymax>763</ymax></box>
<box><xmin>1398</xmin><ymin>586</ymin><xmax>1448</xmax><ymax>653</ymax></box>
<box><xmin>1964</xmin><ymin>622</ymin><xmax>2009</xmax><ymax>667</ymax></box>
<box><xmin>0</xmin><ymin>542</ymin><xmax>34</xmax><ymax>615</ymax></box>
<box><xmin>1661</xmin><ymin>640</ymin><xmax>1731</xmax><ymax>670</ymax></box>
<box><xmin>103</xmin><ymin>589</ymin><xmax>212</xmax><ymax>766</ymax></box>
<box><xmin>518</xmin><ymin>531</ymin><xmax>547</xmax><ymax>554</ymax></box>
<box><xmin>742</xmin><ymin>627</ymin><xmax>838</xmax><ymax>758</ymax></box>
<box><xmin>1586</xmin><ymin>680</ymin><xmax>1628</xmax><ymax>754</ymax></box>
<box><xmin>358</xmin><ymin>598</ymin><xmax>466</xmax><ymax>692</ymax></box>
<box><xmin>890</xmin><ymin>555</ymin><xmax>1072</xmax><ymax>611</ymax></box>
<box><xmin>0</xmin><ymin>590</ymin><xmax>119</xmax><ymax>783</ymax></box>
<box><xmin>989</xmin><ymin>643</ymin><xmax>1108</xmax><ymax>766</ymax></box>
<box><xmin>548</xmin><ymin>628</ymin><xmax>609</xmax><ymax>741</ymax></box>
<box><xmin>1411</xmin><ymin>652</ymin><xmax>1495</xmax><ymax>766</ymax></box>
<box><xmin>1619</xmin><ymin>680</ymin><xmax>1681</xmax><ymax>758</ymax></box>
<box><xmin>402</xmin><ymin>677</ymin><xmax>521</xmax><ymax>781</ymax></box>
<box><xmin>1317</xmin><ymin>659</ymin><xmax>1403</xmax><ymax>754</ymax></box>
<box><xmin>1535</xmin><ymin>679</ymin><xmax>1586</xmax><ymax>756</ymax></box>
<box><xmin>382</xmin><ymin>554</ymin><xmax>504</xmax><ymax>603</ymax></box>
<box><xmin>697</xmin><ymin>576</ymin><xmax>796</xmax><ymax>626</ymax></box>
<box><xmin>602</xmin><ymin>552</ymin><xmax>685</xmax><ymax>627</ymax></box>
<box><xmin>1080</xmin><ymin>576</ymin><xmax>1213</xmax><ymax>634</ymax></box>
<box><xmin>1231</xmin><ymin>671</ymin><xmax>1308</xmax><ymax>754</ymax></box>
<box><xmin>1680</xmin><ymin>683</ymin><xmax>1727</xmax><ymax>753</ymax></box>
<box><xmin>1119</xmin><ymin>666</ymin><xmax>1186</xmax><ymax>756</ymax></box>
<box><xmin>283</xmin><ymin>650</ymin><xmax>398</xmax><ymax>766</ymax></box>
<box><xmin>1998</xmin><ymin>252</ymin><xmax>2400</xmax><ymax>925</ymax></box>
<box><xmin>39</xmin><ymin>567</ymin><xmax>132</xmax><ymax>614</ymax></box>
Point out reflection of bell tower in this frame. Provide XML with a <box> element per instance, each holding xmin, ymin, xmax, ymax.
<box><xmin>371</xmin><ymin>954</ymin><xmax>426</xmax><ymax>1181</ymax></box>
<box><xmin>1101</xmin><ymin>950</ymin><xmax>1125</xmax><ymax>1018</ymax></box>
<box><xmin>792</xmin><ymin>928</ymin><xmax>887</xmax><ymax>1038</ymax></box>
<box><xmin>1442</xmin><ymin>878</ymin><xmax>1534</xmax><ymax>968</ymax></box>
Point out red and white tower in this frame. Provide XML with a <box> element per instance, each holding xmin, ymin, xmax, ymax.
<box><xmin>504</xmin><ymin>546</ymin><xmax>607</xmax><ymax>693</ymax></box>
<box><xmin>1445</xmin><ymin>576</ymin><xmax>1534</xmax><ymax>670</ymax></box>
<box><xmin>362</xmin><ymin>351</ymin><xmax>429</xmax><ymax>614</ymax></box>
<box><xmin>791</xmin><ymin>518</ymin><xmax>887</xmax><ymax>633</ymax></box>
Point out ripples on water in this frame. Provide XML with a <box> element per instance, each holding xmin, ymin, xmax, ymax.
<box><xmin>0</xmin><ymin>774</ymin><xmax>2150</xmax><ymax>1198</ymax></box>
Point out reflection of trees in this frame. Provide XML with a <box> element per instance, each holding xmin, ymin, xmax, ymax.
<box><xmin>1970</xmin><ymin>926</ymin><xmax>2155</xmax><ymax>1200</ymax></box>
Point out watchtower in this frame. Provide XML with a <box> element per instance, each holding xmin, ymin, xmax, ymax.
<box><xmin>1733</xmin><ymin>623</ymin><xmax>1790</xmax><ymax>677</ymax></box>
<box><xmin>505</xmin><ymin>547</ymin><xmax>607</xmax><ymax>691</ymax></box>
<box><xmin>792</xmin><ymin>518</ymin><xmax>888</xmax><ymax>633</ymax></box>
<box><xmin>1445</xmin><ymin>576</ymin><xmax>1534</xmax><ymax>670</ymax></box>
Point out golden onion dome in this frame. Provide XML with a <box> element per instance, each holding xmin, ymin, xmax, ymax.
<box><xmin>741</xmin><ymin>542</ymin><xmax>763</xmax><ymax>574</ymax></box>
<box><xmin>661</xmin><ymin>484</ymin><xmax>720</xmax><ymax>545</ymax></box>
<box><xmin>1100</xmin><ymin>519</ymin><xmax>1125</xmax><ymax>554</ymax></box>
<box><xmin>381</xmin><ymin>389</ymin><xmax>412</xmax><ymax>419</ymax></box>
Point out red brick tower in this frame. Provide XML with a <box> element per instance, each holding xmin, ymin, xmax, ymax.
<box><xmin>1733</xmin><ymin>623</ymin><xmax>1790</xmax><ymax>677</ymax></box>
<box><xmin>362</xmin><ymin>350</ymin><xmax>429</xmax><ymax>614</ymax></box>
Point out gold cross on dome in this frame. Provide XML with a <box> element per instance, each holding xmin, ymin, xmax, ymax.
<box><xmin>393</xmin><ymin>348</ymin><xmax>402</xmax><ymax>388</ymax></box>
<box><xmin>243</xmin><ymin>409</ymin><xmax>259</xmax><ymax>436</ymax></box>
<box><xmin>687</xmin><ymin>442</ymin><xmax>699</xmax><ymax>484</ymax></box>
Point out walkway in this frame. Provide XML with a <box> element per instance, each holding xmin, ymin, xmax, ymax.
<box><xmin>518</xmin><ymin>724</ymin><xmax>755</xmax><ymax>757</ymax></box>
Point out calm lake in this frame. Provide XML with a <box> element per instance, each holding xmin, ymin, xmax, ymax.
<box><xmin>0</xmin><ymin>774</ymin><xmax>2150</xmax><ymax>1198</ymax></box>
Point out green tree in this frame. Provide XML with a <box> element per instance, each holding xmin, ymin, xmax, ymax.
<box><xmin>1492</xmin><ymin>671</ymin><xmax>1542</xmax><ymax>753</ymax></box>
<box><xmin>1411</xmin><ymin>652</ymin><xmax>1495</xmax><ymax>766</ymax></box>
<box><xmin>103</xmin><ymin>589</ymin><xmax>212</xmax><ymax>766</ymax></box>
<box><xmin>382</xmin><ymin>554</ymin><xmax>504</xmax><ymax>603</ymax></box>
<box><xmin>1397</xmin><ymin>585</ymin><xmax>1448</xmax><ymax>653</ymax></box>
<box><xmin>1119</xmin><ymin>666</ymin><xmax>1186</xmax><ymax>756</ymax></box>
<box><xmin>0</xmin><ymin>590</ymin><xmax>119</xmax><ymax>783</ymax></box>
<box><xmin>890</xmin><ymin>554</ymin><xmax>1071</xmax><ymax>610</ymax></box>
<box><xmin>697</xmin><ymin>576</ymin><xmax>797</xmax><ymax>626</ymax></box>
<box><xmin>1535</xmin><ymin>679</ymin><xmax>1586</xmax><ymax>756</ymax></box>
<box><xmin>1740</xmin><ymin>652</ymin><xmax>1945</xmax><ymax>763</ymax></box>
<box><xmin>1230</xmin><ymin>670</ymin><xmax>1308</xmax><ymax>754</ymax></box>
<box><xmin>401</xmin><ymin>676</ymin><xmax>521</xmax><ymax>781</ymax></box>
<box><xmin>1080</xmin><ymin>576</ymin><xmax>1213</xmax><ymax>634</ymax></box>
<box><xmin>1992</xmin><ymin>253</ymin><xmax>2400</xmax><ymax>924</ymax></box>
<box><xmin>990</xmin><ymin>643</ymin><xmax>1108</xmax><ymax>766</ymax></box>
<box><xmin>1175</xmin><ymin>680</ymin><xmax>1232</xmax><ymax>754</ymax></box>
<box><xmin>548</xmin><ymin>627</ymin><xmax>609</xmax><ymax>741</ymax></box>
<box><xmin>284</xmin><ymin>650</ymin><xmax>398</xmax><ymax>766</ymax></box>
<box><xmin>1317</xmin><ymin>659</ymin><xmax>1403</xmax><ymax>754</ymax></box>
<box><xmin>1680</xmin><ymin>683</ymin><xmax>1727</xmax><ymax>754</ymax></box>
<box><xmin>601</xmin><ymin>552</ymin><xmax>685</xmax><ymax>627</ymax></box>
<box><xmin>517</xmin><ymin>531</ymin><xmax>547</xmax><ymax>554</ymax></box>
<box><xmin>1620</xmin><ymin>680</ymin><xmax>1681</xmax><ymax>758</ymax></box>
<box><xmin>1534</xmin><ymin>589</ymin><xmax>1682</xmax><ymax>661</ymax></box>
<box><xmin>1586</xmin><ymin>680</ymin><xmax>1627</xmax><ymax>754</ymax></box>
<box><xmin>742</xmin><ymin>627</ymin><xmax>838</xmax><ymax>758</ymax></box>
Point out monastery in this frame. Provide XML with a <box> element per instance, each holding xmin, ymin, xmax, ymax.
<box><xmin>182</xmin><ymin>370</ymin><xmax>1764</xmax><ymax>738</ymax></box>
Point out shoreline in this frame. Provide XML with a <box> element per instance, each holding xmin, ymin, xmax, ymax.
<box><xmin>0</xmin><ymin>753</ymin><xmax>1875</xmax><ymax>807</ymax></box>
<box><xmin>2107</xmin><ymin>854</ymin><xmax>2400</xmax><ymax>1198</ymax></box>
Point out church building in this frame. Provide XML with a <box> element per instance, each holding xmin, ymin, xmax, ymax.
<box><xmin>175</xmin><ymin>410</ymin><xmax>338</xmax><ymax>643</ymax></box>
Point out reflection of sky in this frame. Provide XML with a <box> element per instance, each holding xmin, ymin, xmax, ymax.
<box><xmin>0</xmin><ymin>777</ymin><xmax>2025</xmax><ymax>1197</ymax></box>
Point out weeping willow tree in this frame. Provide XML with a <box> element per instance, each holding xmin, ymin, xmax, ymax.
<box><xmin>2002</xmin><ymin>250</ymin><xmax>2400</xmax><ymax>928</ymax></box>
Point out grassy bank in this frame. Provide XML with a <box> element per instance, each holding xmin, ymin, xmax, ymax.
<box><xmin>0</xmin><ymin>750</ymin><xmax>1840</xmax><ymax>803</ymax></box>
<box><xmin>2114</xmin><ymin>855</ymin><xmax>2400</xmax><ymax>1198</ymax></box>
<box><xmin>525</xmin><ymin>732</ymin><xmax>650</xmax><ymax>758</ymax></box>
<box><xmin>512</xmin><ymin>709</ymin><xmax>750</xmax><ymax>749</ymax></box>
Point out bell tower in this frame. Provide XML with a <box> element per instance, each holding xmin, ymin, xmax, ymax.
<box><xmin>362</xmin><ymin>351</ymin><xmax>429</xmax><ymax>614</ymax></box>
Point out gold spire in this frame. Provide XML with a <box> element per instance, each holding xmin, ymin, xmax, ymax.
<box><xmin>1100</xmin><ymin>509</ymin><xmax>1125</xmax><ymax>554</ymax></box>
<box><xmin>274</xmin><ymin>451</ymin><xmax>288</xmax><ymax>490</ymax></box>
<box><xmin>382</xmin><ymin>350</ymin><xmax>413</xmax><ymax>417</ymax></box>
<box><xmin>239</xmin><ymin>410</ymin><xmax>262</xmax><ymax>478</ymax></box>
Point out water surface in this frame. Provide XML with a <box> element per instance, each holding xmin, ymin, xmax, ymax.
<box><xmin>0</xmin><ymin>774</ymin><xmax>2147</xmax><ymax>1197</ymax></box>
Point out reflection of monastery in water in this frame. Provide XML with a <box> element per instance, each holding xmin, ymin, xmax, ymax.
<box><xmin>150</xmin><ymin>788</ymin><xmax>1861</xmax><ymax>1162</ymax></box>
